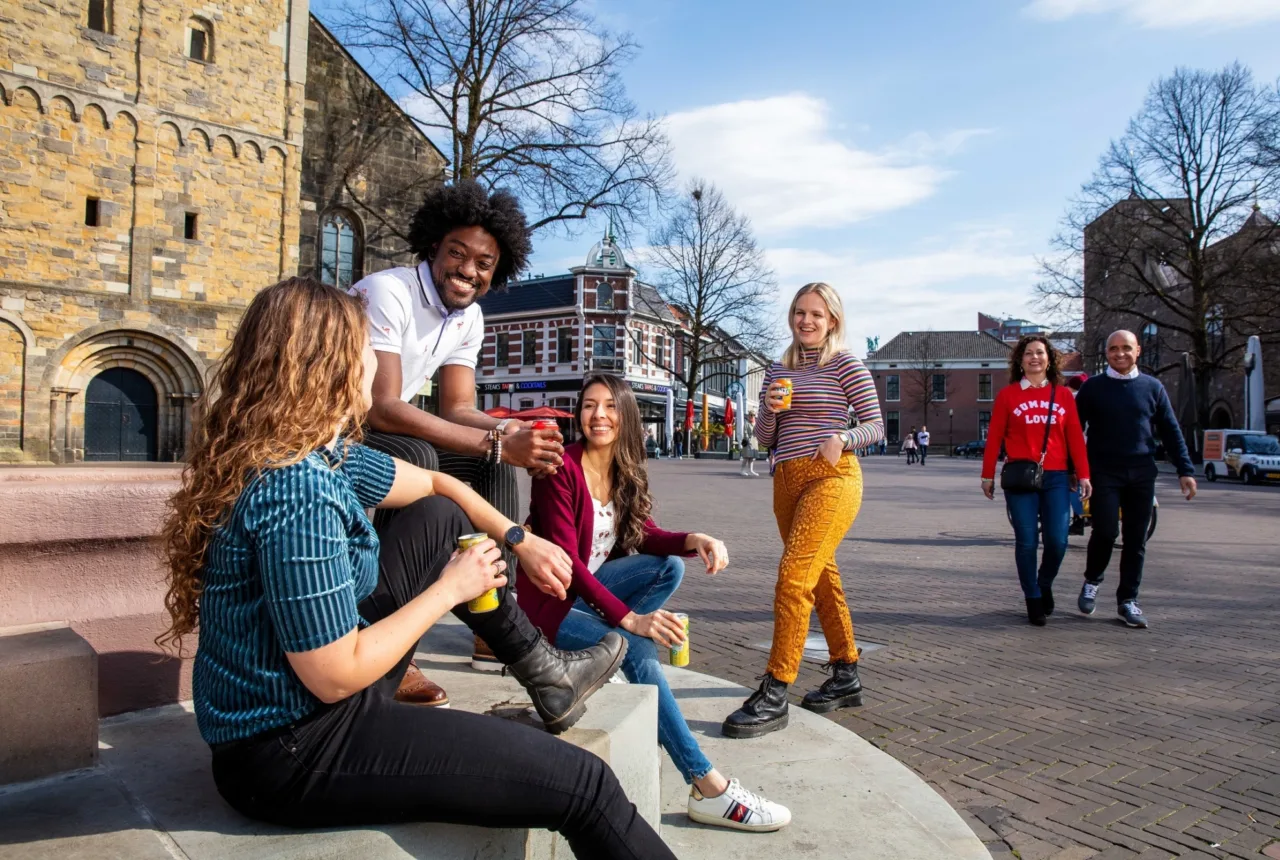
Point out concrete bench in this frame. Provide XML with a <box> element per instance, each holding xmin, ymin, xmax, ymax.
<box><xmin>0</xmin><ymin>622</ymin><xmax>97</xmax><ymax>784</ymax></box>
<box><xmin>0</xmin><ymin>645</ymin><xmax>659</xmax><ymax>860</ymax></box>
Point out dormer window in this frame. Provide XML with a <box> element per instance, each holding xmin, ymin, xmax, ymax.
<box><xmin>597</xmin><ymin>281</ymin><xmax>613</xmax><ymax>310</ymax></box>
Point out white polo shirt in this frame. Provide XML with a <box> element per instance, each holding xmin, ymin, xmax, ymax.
<box><xmin>350</xmin><ymin>262</ymin><xmax>485</xmax><ymax>402</ymax></box>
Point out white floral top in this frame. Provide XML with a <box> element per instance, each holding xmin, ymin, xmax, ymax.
<box><xmin>588</xmin><ymin>497</ymin><xmax>617</xmax><ymax>573</ymax></box>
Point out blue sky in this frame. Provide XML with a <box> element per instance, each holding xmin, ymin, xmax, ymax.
<box><xmin>529</xmin><ymin>0</ymin><xmax>1280</xmax><ymax>355</ymax></box>
<box><xmin>318</xmin><ymin>0</ymin><xmax>1280</xmax><ymax>356</ymax></box>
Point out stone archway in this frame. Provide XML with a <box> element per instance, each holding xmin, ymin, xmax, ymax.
<box><xmin>47</xmin><ymin>329</ymin><xmax>204</xmax><ymax>462</ymax></box>
<box><xmin>1209</xmin><ymin>405</ymin><xmax>1234</xmax><ymax>430</ymax></box>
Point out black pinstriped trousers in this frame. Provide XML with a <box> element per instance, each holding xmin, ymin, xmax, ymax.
<box><xmin>362</xmin><ymin>430</ymin><xmax>522</xmax><ymax>582</ymax></box>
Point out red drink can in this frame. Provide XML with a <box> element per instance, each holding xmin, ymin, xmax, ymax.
<box><xmin>533</xmin><ymin>420</ymin><xmax>558</xmax><ymax>431</ymax></box>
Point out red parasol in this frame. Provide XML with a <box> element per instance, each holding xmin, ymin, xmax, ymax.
<box><xmin>722</xmin><ymin>398</ymin><xmax>735</xmax><ymax>436</ymax></box>
<box><xmin>684</xmin><ymin>399</ymin><xmax>695</xmax><ymax>430</ymax></box>
<box><xmin>485</xmin><ymin>406</ymin><xmax>516</xmax><ymax>418</ymax></box>
<box><xmin>511</xmin><ymin>406</ymin><xmax>574</xmax><ymax>420</ymax></box>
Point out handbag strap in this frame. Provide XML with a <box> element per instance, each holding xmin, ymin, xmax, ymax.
<box><xmin>1037</xmin><ymin>385</ymin><xmax>1058</xmax><ymax>465</ymax></box>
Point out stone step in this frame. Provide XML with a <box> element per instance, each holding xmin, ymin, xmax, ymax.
<box><xmin>0</xmin><ymin>622</ymin><xmax>98</xmax><ymax>785</ymax></box>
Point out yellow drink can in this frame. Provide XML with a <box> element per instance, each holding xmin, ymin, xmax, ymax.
<box><xmin>668</xmin><ymin>613</ymin><xmax>690</xmax><ymax>667</ymax></box>
<box><xmin>458</xmin><ymin>532</ymin><xmax>501</xmax><ymax>613</ymax></box>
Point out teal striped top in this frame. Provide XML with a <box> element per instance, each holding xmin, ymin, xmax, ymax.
<box><xmin>192</xmin><ymin>442</ymin><xmax>397</xmax><ymax>745</ymax></box>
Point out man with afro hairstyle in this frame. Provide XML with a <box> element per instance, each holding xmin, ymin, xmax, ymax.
<box><xmin>351</xmin><ymin>181</ymin><xmax>566</xmax><ymax>703</ymax></box>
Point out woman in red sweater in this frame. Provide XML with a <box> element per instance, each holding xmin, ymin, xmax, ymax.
<box><xmin>981</xmin><ymin>335</ymin><xmax>1092</xmax><ymax>626</ymax></box>
<box><xmin>518</xmin><ymin>374</ymin><xmax>791</xmax><ymax>832</ymax></box>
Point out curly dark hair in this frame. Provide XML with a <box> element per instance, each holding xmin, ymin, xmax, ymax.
<box><xmin>1008</xmin><ymin>334</ymin><xmax>1064</xmax><ymax>386</ymax></box>
<box><xmin>408</xmin><ymin>180</ymin><xmax>532</xmax><ymax>289</ymax></box>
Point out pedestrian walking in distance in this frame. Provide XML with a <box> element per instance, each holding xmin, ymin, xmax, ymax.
<box><xmin>740</xmin><ymin>412</ymin><xmax>760</xmax><ymax>476</ymax></box>
<box><xmin>981</xmin><ymin>335</ymin><xmax>1091</xmax><ymax>626</ymax></box>
<box><xmin>903</xmin><ymin>428</ymin><xmax>918</xmax><ymax>464</ymax></box>
<box><xmin>918</xmin><ymin>425</ymin><xmax>931</xmax><ymax>464</ymax></box>
<box><xmin>1074</xmin><ymin>330</ymin><xmax>1197</xmax><ymax>629</ymax></box>
<box><xmin>722</xmin><ymin>283</ymin><xmax>885</xmax><ymax>740</ymax></box>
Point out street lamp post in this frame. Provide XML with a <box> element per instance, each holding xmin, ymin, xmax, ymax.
<box><xmin>949</xmin><ymin>408</ymin><xmax>954</xmax><ymax>457</ymax></box>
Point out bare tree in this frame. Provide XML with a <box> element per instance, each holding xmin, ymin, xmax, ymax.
<box><xmin>326</xmin><ymin>0</ymin><xmax>672</xmax><ymax>237</ymax></box>
<box><xmin>1036</xmin><ymin>64</ymin><xmax>1280</xmax><ymax>429</ymax></box>
<box><xmin>304</xmin><ymin>29</ymin><xmax>446</xmax><ymax>265</ymax></box>
<box><xmin>634</xmin><ymin>180</ymin><xmax>780</xmax><ymax>403</ymax></box>
<box><xmin>900</xmin><ymin>331</ymin><xmax>950</xmax><ymax>430</ymax></box>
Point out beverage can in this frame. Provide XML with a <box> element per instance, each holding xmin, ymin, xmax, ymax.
<box><xmin>458</xmin><ymin>532</ymin><xmax>501</xmax><ymax>613</ymax></box>
<box><xmin>532</xmin><ymin>419</ymin><xmax>558</xmax><ymax>431</ymax></box>
<box><xmin>668</xmin><ymin>613</ymin><xmax>690</xmax><ymax>667</ymax></box>
<box><xmin>776</xmin><ymin>378</ymin><xmax>794</xmax><ymax>411</ymax></box>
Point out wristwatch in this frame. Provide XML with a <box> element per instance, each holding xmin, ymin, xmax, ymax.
<box><xmin>494</xmin><ymin>419</ymin><xmax>514</xmax><ymax>435</ymax></box>
<box><xmin>504</xmin><ymin>525</ymin><xmax>527</xmax><ymax>550</ymax></box>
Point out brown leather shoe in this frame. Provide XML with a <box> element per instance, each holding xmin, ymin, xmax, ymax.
<box><xmin>395</xmin><ymin>662</ymin><xmax>449</xmax><ymax>707</ymax></box>
<box><xmin>471</xmin><ymin>634</ymin><xmax>503</xmax><ymax>673</ymax></box>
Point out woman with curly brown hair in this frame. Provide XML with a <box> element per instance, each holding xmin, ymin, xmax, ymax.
<box><xmin>159</xmin><ymin>277</ymin><xmax>673</xmax><ymax>860</ymax></box>
<box><xmin>980</xmin><ymin>334</ymin><xmax>1091</xmax><ymax>626</ymax></box>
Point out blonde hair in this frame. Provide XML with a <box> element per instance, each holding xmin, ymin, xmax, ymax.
<box><xmin>781</xmin><ymin>282</ymin><xmax>847</xmax><ymax>369</ymax></box>
<box><xmin>157</xmin><ymin>277</ymin><xmax>369</xmax><ymax>654</ymax></box>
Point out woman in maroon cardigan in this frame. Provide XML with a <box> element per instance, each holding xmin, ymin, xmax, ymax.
<box><xmin>518</xmin><ymin>374</ymin><xmax>791</xmax><ymax>833</ymax></box>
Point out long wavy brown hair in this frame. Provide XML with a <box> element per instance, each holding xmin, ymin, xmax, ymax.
<box><xmin>157</xmin><ymin>277</ymin><xmax>369</xmax><ymax>653</ymax></box>
<box><xmin>574</xmin><ymin>374</ymin><xmax>653</xmax><ymax>554</ymax></box>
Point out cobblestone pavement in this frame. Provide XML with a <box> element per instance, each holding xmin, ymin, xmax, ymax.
<box><xmin>639</xmin><ymin>454</ymin><xmax>1280</xmax><ymax>860</ymax></box>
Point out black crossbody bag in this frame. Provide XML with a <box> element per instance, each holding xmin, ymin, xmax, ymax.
<box><xmin>1000</xmin><ymin>384</ymin><xmax>1057</xmax><ymax>493</ymax></box>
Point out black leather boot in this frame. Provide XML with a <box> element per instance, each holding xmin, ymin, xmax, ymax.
<box><xmin>1026</xmin><ymin>597</ymin><xmax>1047</xmax><ymax>626</ymax></box>
<box><xmin>506</xmin><ymin>632</ymin><xmax>627</xmax><ymax>734</ymax></box>
<box><xmin>722</xmin><ymin>673</ymin><xmax>789</xmax><ymax>739</ymax></box>
<box><xmin>801</xmin><ymin>661</ymin><xmax>863</xmax><ymax>713</ymax></box>
<box><xmin>1038</xmin><ymin>579</ymin><xmax>1055</xmax><ymax>616</ymax></box>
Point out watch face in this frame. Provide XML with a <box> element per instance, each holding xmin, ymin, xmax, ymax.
<box><xmin>505</xmin><ymin>525</ymin><xmax>526</xmax><ymax>546</ymax></box>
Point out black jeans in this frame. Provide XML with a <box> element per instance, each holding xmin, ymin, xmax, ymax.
<box><xmin>363</xmin><ymin>430</ymin><xmax>522</xmax><ymax>577</ymax></box>
<box><xmin>1084</xmin><ymin>463</ymin><xmax>1158</xmax><ymax>604</ymax></box>
<box><xmin>210</xmin><ymin>496</ymin><xmax>672</xmax><ymax>860</ymax></box>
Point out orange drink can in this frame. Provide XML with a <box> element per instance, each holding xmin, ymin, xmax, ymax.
<box><xmin>776</xmin><ymin>378</ymin><xmax>794</xmax><ymax>411</ymax></box>
<box><xmin>668</xmin><ymin>613</ymin><xmax>690</xmax><ymax>667</ymax></box>
<box><xmin>458</xmin><ymin>532</ymin><xmax>501</xmax><ymax>613</ymax></box>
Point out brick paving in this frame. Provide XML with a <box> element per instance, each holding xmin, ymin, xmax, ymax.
<box><xmin>640</xmin><ymin>454</ymin><xmax>1280</xmax><ymax>860</ymax></box>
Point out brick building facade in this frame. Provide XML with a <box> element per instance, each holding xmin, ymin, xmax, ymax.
<box><xmin>0</xmin><ymin>1</ymin><xmax>442</xmax><ymax>462</ymax></box>
<box><xmin>865</xmin><ymin>325</ymin><xmax>1014</xmax><ymax>450</ymax></box>
<box><xmin>476</xmin><ymin>236</ymin><xmax>766</xmax><ymax>451</ymax></box>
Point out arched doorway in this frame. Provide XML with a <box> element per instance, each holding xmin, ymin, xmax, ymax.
<box><xmin>1209</xmin><ymin>406</ymin><xmax>1233</xmax><ymax>430</ymax></box>
<box><xmin>85</xmin><ymin>368</ymin><xmax>158</xmax><ymax>461</ymax></box>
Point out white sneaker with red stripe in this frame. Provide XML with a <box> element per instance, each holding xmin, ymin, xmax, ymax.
<box><xmin>687</xmin><ymin>778</ymin><xmax>791</xmax><ymax>832</ymax></box>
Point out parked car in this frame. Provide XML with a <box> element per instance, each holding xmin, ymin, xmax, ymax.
<box><xmin>954</xmin><ymin>440</ymin><xmax>985</xmax><ymax>458</ymax></box>
<box><xmin>1202</xmin><ymin>429</ymin><xmax>1280</xmax><ymax>485</ymax></box>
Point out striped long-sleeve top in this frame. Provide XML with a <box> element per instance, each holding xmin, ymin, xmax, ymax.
<box><xmin>754</xmin><ymin>348</ymin><xmax>885</xmax><ymax>466</ymax></box>
<box><xmin>192</xmin><ymin>442</ymin><xmax>396</xmax><ymax>745</ymax></box>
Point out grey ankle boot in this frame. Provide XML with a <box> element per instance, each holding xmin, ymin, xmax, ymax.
<box><xmin>507</xmin><ymin>632</ymin><xmax>628</xmax><ymax>734</ymax></box>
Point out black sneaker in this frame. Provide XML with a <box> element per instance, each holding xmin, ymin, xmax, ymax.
<box><xmin>1078</xmin><ymin>582</ymin><xmax>1098</xmax><ymax>615</ymax></box>
<box><xmin>1118</xmin><ymin>601</ymin><xmax>1148</xmax><ymax>629</ymax></box>
<box><xmin>1025</xmin><ymin>597</ymin><xmax>1047</xmax><ymax>626</ymax></box>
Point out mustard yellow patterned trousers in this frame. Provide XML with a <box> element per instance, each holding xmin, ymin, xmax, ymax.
<box><xmin>766</xmin><ymin>453</ymin><xmax>863</xmax><ymax>684</ymax></box>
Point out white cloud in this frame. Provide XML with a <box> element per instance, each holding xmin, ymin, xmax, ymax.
<box><xmin>763</xmin><ymin>231</ymin><xmax>1041</xmax><ymax>356</ymax></box>
<box><xmin>1024</xmin><ymin>0</ymin><xmax>1280</xmax><ymax>29</ymax></box>
<box><xmin>665</xmin><ymin>94</ymin><xmax>986</xmax><ymax>235</ymax></box>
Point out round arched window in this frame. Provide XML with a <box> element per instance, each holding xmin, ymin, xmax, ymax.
<box><xmin>320</xmin><ymin>212</ymin><xmax>360</xmax><ymax>289</ymax></box>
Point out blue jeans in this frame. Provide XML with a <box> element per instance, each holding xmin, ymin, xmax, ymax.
<box><xmin>554</xmin><ymin>554</ymin><xmax>714</xmax><ymax>784</ymax></box>
<box><xmin>1004</xmin><ymin>470</ymin><xmax>1071</xmax><ymax>599</ymax></box>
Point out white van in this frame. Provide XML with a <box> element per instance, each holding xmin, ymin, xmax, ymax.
<box><xmin>1202</xmin><ymin>429</ymin><xmax>1280</xmax><ymax>485</ymax></box>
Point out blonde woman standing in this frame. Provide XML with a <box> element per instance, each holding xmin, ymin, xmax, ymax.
<box><xmin>723</xmin><ymin>283</ymin><xmax>885</xmax><ymax>739</ymax></box>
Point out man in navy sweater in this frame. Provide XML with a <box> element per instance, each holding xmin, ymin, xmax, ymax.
<box><xmin>1074</xmin><ymin>330</ymin><xmax>1197</xmax><ymax>629</ymax></box>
